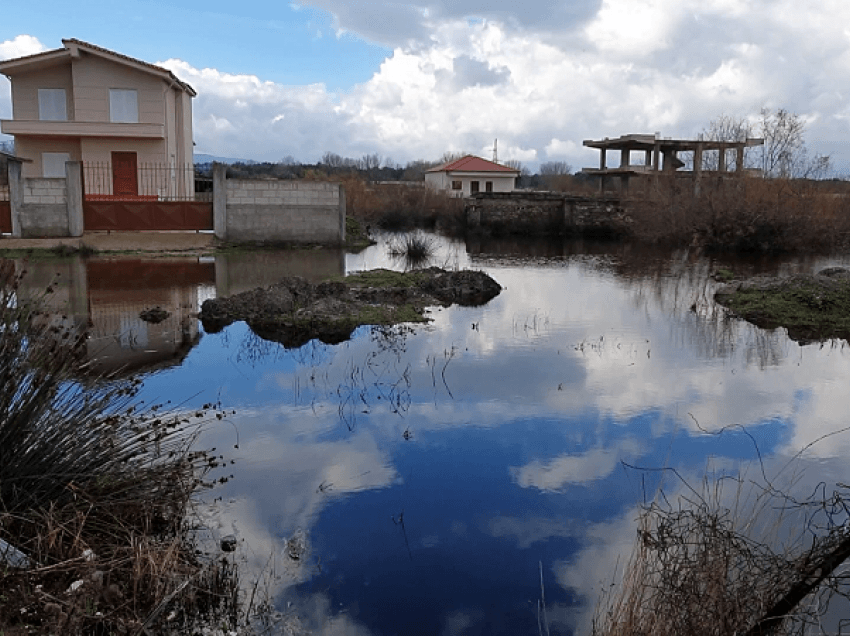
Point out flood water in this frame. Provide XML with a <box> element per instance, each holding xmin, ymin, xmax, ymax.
<box><xmin>9</xmin><ymin>235</ymin><xmax>850</xmax><ymax>635</ymax></box>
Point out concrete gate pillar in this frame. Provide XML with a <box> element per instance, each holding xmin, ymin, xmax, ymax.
<box><xmin>7</xmin><ymin>159</ymin><xmax>23</xmax><ymax>238</ymax></box>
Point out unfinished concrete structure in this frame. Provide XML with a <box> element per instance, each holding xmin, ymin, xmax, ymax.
<box><xmin>582</xmin><ymin>133</ymin><xmax>764</xmax><ymax>193</ymax></box>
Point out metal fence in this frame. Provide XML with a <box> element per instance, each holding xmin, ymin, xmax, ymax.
<box><xmin>82</xmin><ymin>162</ymin><xmax>212</xmax><ymax>202</ymax></box>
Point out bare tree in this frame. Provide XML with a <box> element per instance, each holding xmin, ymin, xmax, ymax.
<box><xmin>539</xmin><ymin>161</ymin><xmax>572</xmax><ymax>176</ymax></box>
<box><xmin>359</xmin><ymin>153</ymin><xmax>382</xmax><ymax>173</ymax></box>
<box><xmin>704</xmin><ymin>109</ymin><xmax>831</xmax><ymax>178</ymax></box>
<box><xmin>702</xmin><ymin>114</ymin><xmax>754</xmax><ymax>171</ymax></box>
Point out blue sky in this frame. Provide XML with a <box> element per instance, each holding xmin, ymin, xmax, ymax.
<box><xmin>3</xmin><ymin>0</ymin><xmax>850</xmax><ymax>172</ymax></box>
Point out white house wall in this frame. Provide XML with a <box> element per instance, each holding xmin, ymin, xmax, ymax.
<box><xmin>426</xmin><ymin>170</ymin><xmax>516</xmax><ymax>197</ymax></box>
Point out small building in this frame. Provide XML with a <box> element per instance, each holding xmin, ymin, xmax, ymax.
<box><xmin>425</xmin><ymin>155</ymin><xmax>520</xmax><ymax>198</ymax></box>
<box><xmin>0</xmin><ymin>39</ymin><xmax>195</xmax><ymax>198</ymax></box>
<box><xmin>582</xmin><ymin>133</ymin><xmax>763</xmax><ymax>193</ymax></box>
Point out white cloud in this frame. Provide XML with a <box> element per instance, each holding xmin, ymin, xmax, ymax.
<box><xmin>511</xmin><ymin>438</ymin><xmax>645</xmax><ymax>492</ymax></box>
<box><xmin>0</xmin><ymin>35</ymin><xmax>46</xmax><ymax>60</ymax></box>
<box><xmin>0</xmin><ymin>36</ymin><xmax>48</xmax><ymax>123</ymax></box>
<box><xmin>5</xmin><ymin>0</ymin><xmax>850</xmax><ymax>170</ymax></box>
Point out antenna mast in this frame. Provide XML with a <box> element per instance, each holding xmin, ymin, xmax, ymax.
<box><xmin>493</xmin><ymin>139</ymin><xmax>498</xmax><ymax>163</ymax></box>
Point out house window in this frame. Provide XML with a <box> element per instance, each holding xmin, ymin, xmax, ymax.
<box><xmin>470</xmin><ymin>181</ymin><xmax>480</xmax><ymax>194</ymax></box>
<box><xmin>42</xmin><ymin>152</ymin><xmax>70</xmax><ymax>178</ymax></box>
<box><xmin>38</xmin><ymin>89</ymin><xmax>67</xmax><ymax>121</ymax></box>
<box><xmin>451</xmin><ymin>180</ymin><xmax>462</xmax><ymax>190</ymax></box>
<box><xmin>109</xmin><ymin>89</ymin><xmax>139</xmax><ymax>123</ymax></box>
<box><xmin>485</xmin><ymin>181</ymin><xmax>493</xmax><ymax>192</ymax></box>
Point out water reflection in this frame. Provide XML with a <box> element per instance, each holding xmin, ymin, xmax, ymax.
<box><xmin>14</xmin><ymin>235</ymin><xmax>850</xmax><ymax>634</ymax></box>
<box><xmin>6</xmin><ymin>248</ymin><xmax>346</xmax><ymax>376</ymax></box>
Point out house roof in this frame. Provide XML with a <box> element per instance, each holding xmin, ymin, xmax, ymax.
<box><xmin>0</xmin><ymin>38</ymin><xmax>196</xmax><ymax>97</ymax></box>
<box><xmin>427</xmin><ymin>155</ymin><xmax>520</xmax><ymax>174</ymax></box>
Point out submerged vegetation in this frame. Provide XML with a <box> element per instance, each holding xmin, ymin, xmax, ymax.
<box><xmin>387</xmin><ymin>231</ymin><xmax>438</xmax><ymax>270</ymax></box>
<box><xmin>0</xmin><ymin>262</ymin><xmax>238</xmax><ymax>634</ymax></box>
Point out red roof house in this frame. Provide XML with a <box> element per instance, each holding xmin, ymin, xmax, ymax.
<box><xmin>425</xmin><ymin>155</ymin><xmax>520</xmax><ymax>197</ymax></box>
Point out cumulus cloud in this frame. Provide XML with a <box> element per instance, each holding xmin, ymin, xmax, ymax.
<box><xmin>0</xmin><ymin>35</ymin><xmax>48</xmax><ymax>121</ymax></box>
<box><xmin>5</xmin><ymin>0</ymin><xmax>850</xmax><ymax>170</ymax></box>
<box><xmin>511</xmin><ymin>438</ymin><xmax>645</xmax><ymax>492</ymax></box>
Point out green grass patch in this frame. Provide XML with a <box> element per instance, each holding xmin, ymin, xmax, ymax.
<box><xmin>355</xmin><ymin>303</ymin><xmax>427</xmax><ymax>325</ymax></box>
<box><xmin>713</xmin><ymin>268</ymin><xmax>736</xmax><ymax>282</ymax></box>
<box><xmin>720</xmin><ymin>280</ymin><xmax>850</xmax><ymax>340</ymax></box>
<box><xmin>344</xmin><ymin>268</ymin><xmax>427</xmax><ymax>289</ymax></box>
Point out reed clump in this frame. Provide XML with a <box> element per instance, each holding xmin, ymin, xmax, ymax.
<box><xmin>626</xmin><ymin>175</ymin><xmax>850</xmax><ymax>253</ymax></box>
<box><xmin>387</xmin><ymin>231</ymin><xmax>439</xmax><ymax>270</ymax></box>
<box><xmin>0</xmin><ymin>261</ymin><xmax>238</xmax><ymax>635</ymax></box>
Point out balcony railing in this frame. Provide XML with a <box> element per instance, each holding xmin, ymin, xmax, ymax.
<box><xmin>83</xmin><ymin>162</ymin><xmax>212</xmax><ymax>202</ymax></box>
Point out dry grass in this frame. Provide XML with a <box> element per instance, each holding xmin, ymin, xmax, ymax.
<box><xmin>625</xmin><ymin>175</ymin><xmax>850</xmax><ymax>252</ymax></box>
<box><xmin>0</xmin><ymin>261</ymin><xmax>239</xmax><ymax>635</ymax></box>
<box><xmin>594</xmin><ymin>465</ymin><xmax>850</xmax><ymax>636</ymax></box>
<box><xmin>332</xmin><ymin>175</ymin><xmax>465</xmax><ymax>232</ymax></box>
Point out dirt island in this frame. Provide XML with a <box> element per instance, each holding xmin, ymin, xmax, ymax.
<box><xmin>199</xmin><ymin>267</ymin><xmax>502</xmax><ymax>347</ymax></box>
<box><xmin>715</xmin><ymin>267</ymin><xmax>850</xmax><ymax>343</ymax></box>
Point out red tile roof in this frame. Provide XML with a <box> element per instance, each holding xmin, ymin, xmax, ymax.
<box><xmin>427</xmin><ymin>155</ymin><xmax>520</xmax><ymax>174</ymax></box>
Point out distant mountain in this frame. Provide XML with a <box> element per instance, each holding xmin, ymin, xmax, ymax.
<box><xmin>193</xmin><ymin>153</ymin><xmax>255</xmax><ymax>165</ymax></box>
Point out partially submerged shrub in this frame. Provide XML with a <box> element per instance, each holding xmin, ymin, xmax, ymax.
<box><xmin>387</xmin><ymin>231</ymin><xmax>438</xmax><ymax>270</ymax></box>
<box><xmin>595</xmin><ymin>468</ymin><xmax>850</xmax><ymax>636</ymax></box>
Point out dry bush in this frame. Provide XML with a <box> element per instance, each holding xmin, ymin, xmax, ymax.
<box><xmin>326</xmin><ymin>174</ymin><xmax>465</xmax><ymax>232</ymax></box>
<box><xmin>595</xmin><ymin>467</ymin><xmax>850</xmax><ymax>636</ymax></box>
<box><xmin>626</xmin><ymin>175</ymin><xmax>850</xmax><ymax>252</ymax></box>
<box><xmin>0</xmin><ymin>261</ymin><xmax>238</xmax><ymax>635</ymax></box>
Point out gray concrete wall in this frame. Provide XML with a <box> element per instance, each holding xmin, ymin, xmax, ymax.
<box><xmin>223</xmin><ymin>179</ymin><xmax>345</xmax><ymax>244</ymax></box>
<box><xmin>18</xmin><ymin>177</ymin><xmax>70</xmax><ymax>238</ymax></box>
<box><xmin>7</xmin><ymin>159</ymin><xmax>82</xmax><ymax>238</ymax></box>
<box><xmin>466</xmin><ymin>192</ymin><xmax>630</xmax><ymax>237</ymax></box>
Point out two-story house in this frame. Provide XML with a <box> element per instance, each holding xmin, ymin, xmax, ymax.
<box><xmin>0</xmin><ymin>39</ymin><xmax>195</xmax><ymax>198</ymax></box>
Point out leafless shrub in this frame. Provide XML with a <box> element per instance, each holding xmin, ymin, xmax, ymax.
<box><xmin>595</xmin><ymin>462</ymin><xmax>850</xmax><ymax>636</ymax></box>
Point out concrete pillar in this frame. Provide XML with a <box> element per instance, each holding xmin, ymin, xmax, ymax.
<box><xmin>66</xmin><ymin>161</ymin><xmax>84</xmax><ymax>237</ymax></box>
<box><xmin>8</xmin><ymin>159</ymin><xmax>23</xmax><ymax>238</ymax></box>
<box><xmin>736</xmin><ymin>146</ymin><xmax>745</xmax><ymax>172</ymax></box>
<box><xmin>718</xmin><ymin>146</ymin><xmax>727</xmax><ymax>173</ymax></box>
<box><xmin>599</xmin><ymin>148</ymin><xmax>607</xmax><ymax>170</ymax></box>
<box><xmin>694</xmin><ymin>143</ymin><xmax>703</xmax><ymax>197</ymax></box>
<box><xmin>338</xmin><ymin>184</ymin><xmax>346</xmax><ymax>243</ymax></box>
<box><xmin>214</xmin><ymin>254</ymin><xmax>230</xmax><ymax>298</ymax></box>
<box><xmin>69</xmin><ymin>256</ymin><xmax>89</xmax><ymax>320</ymax></box>
<box><xmin>620</xmin><ymin>148</ymin><xmax>629</xmax><ymax>167</ymax></box>
<box><xmin>644</xmin><ymin>150</ymin><xmax>652</xmax><ymax>168</ymax></box>
<box><xmin>212</xmin><ymin>163</ymin><xmax>227</xmax><ymax>240</ymax></box>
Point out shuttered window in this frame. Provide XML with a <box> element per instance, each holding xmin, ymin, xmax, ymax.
<box><xmin>109</xmin><ymin>89</ymin><xmax>139</xmax><ymax>123</ymax></box>
<box><xmin>38</xmin><ymin>89</ymin><xmax>67</xmax><ymax>121</ymax></box>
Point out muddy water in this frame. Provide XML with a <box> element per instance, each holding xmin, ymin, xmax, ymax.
<box><xmin>9</xmin><ymin>236</ymin><xmax>850</xmax><ymax>635</ymax></box>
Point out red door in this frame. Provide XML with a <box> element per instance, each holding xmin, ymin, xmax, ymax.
<box><xmin>112</xmin><ymin>152</ymin><xmax>138</xmax><ymax>197</ymax></box>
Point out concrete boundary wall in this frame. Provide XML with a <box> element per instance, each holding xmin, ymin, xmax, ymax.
<box><xmin>7</xmin><ymin>160</ymin><xmax>83</xmax><ymax>238</ymax></box>
<box><xmin>213</xmin><ymin>164</ymin><xmax>345</xmax><ymax>244</ymax></box>
<box><xmin>3</xmin><ymin>160</ymin><xmax>345</xmax><ymax>243</ymax></box>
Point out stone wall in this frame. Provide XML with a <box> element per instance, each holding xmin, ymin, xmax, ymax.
<box><xmin>214</xmin><ymin>166</ymin><xmax>346</xmax><ymax>244</ymax></box>
<box><xmin>466</xmin><ymin>192</ymin><xmax>629</xmax><ymax>237</ymax></box>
